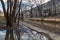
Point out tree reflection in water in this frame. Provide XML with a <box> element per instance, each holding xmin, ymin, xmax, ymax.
<box><xmin>0</xmin><ymin>26</ymin><xmax>52</xmax><ymax>40</ymax></box>
<box><xmin>14</xmin><ymin>25</ymin><xmax>52</xmax><ymax>40</ymax></box>
<box><xmin>0</xmin><ymin>30</ymin><xmax>6</xmax><ymax>40</ymax></box>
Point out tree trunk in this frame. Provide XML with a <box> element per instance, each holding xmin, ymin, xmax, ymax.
<box><xmin>51</xmin><ymin>0</ymin><xmax>56</xmax><ymax>16</ymax></box>
<box><xmin>10</xmin><ymin>30</ymin><xmax>14</xmax><ymax>40</ymax></box>
<box><xmin>0</xmin><ymin>0</ymin><xmax>22</xmax><ymax>40</ymax></box>
<box><xmin>5</xmin><ymin>30</ymin><xmax>9</xmax><ymax>40</ymax></box>
<box><xmin>30</xmin><ymin>7</ymin><xmax>33</xmax><ymax>17</ymax></box>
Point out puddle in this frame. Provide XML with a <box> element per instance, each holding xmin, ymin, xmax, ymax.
<box><xmin>0</xmin><ymin>30</ymin><xmax>6</xmax><ymax>40</ymax></box>
<box><xmin>0</xmin><ymin>26</ymin><xmax>51</xmax><ymax>40</ymax></box>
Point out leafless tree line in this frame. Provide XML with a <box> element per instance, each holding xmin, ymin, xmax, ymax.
<box><xmin>29</xmin><ymin>0</ymin><xmax>57</xmax><ymax>17</ymax></box>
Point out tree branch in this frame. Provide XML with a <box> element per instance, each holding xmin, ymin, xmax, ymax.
<box><xmin>0</xmin><ymin>0</ymin><xmax>9</xmax><ymax>26</ymax></box>
<box><xmin>12</xmin><ymin>0</ymin><xmax>17</xmax><ymax>17</ymax></box>
<box><xmin>17</xmin><ymin>0</ymin><xmax>22</xmax><ymax>25</ymax></box>
<box><xmin>0</xmin><ymin>0</ymin><xmax>7</xmax><ymax>18</ymax></box>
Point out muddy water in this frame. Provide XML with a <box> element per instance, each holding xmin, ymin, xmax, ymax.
<box><xmin>0</xmin><ymin>30</ymin><xmax>6</xmax><ymax>40</ymax></box>
<box><xmin>0</xmin><ymin>26</ymin><xmax>51</xmax><ymax>40</ymax></box>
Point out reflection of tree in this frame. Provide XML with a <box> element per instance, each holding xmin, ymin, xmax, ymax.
<box><xmin>0</xmin><ymin>0</ymin><xmax>22</xmax><ymax>40</ymax></box>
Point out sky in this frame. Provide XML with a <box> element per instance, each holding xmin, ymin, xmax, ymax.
<box><xmin>0</xmin><ymin>0</ymin><xmax>50</xmax><ymax>11</ymax></box>
<box><xmin>0</xmin><ymin>0</ymin><xmax>7</xmax><ymax>11</ymax></box>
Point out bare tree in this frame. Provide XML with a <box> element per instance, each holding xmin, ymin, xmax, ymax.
<box><xmin>30</xmin><ymin>5</ymin><xmax>33</xmax><ymax>17</ymax></box>
<box><xmin>17</xmin><ymin>0</ymin><xmax>22</xmax><ymax>25</ymax></box>
<box><xmin>51</xmin><ymin>0</ymin><xmax>56</xmax><ymax>15</ymax></box>
<box><xmin>0</xmin><ymin>0</ymin><xmax>22</xmax><ymax>40</ymax></box>
<box><xmin>34</xmin><ymin>0</ymin><xmax>43</xmax><ymax>17</ymax></box>
<box><xmin>28</xmin><ymin>0</ymin><xmax>33</xmax><ymax>18</ymax></box>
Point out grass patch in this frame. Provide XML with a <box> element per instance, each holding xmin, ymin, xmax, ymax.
<box><xmin>0</xmin><ymin>16</ymin><xmax>6</xmax><ymax>23</ymax></box>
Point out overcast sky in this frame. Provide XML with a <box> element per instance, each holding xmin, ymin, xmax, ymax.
<box><xmin>0</xmin><ymin>0</ymin><xmax>50</xmax><ymax>11</ymax></box>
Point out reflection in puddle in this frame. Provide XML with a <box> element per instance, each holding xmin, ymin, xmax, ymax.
<box><xmin>0</xmin><ymin>27</ymin><xmax>51</xmax><ymax>40</ymax></box>
<box><xmin>0</xmin><ymin>30</ymin><xmax>6</xmax><ymax>40</ymax></box>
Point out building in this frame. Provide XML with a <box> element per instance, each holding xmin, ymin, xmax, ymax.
<box><xmin>42</xmin><ymin>0</ymin><xmax>60</xmax><ymax>16</ymax></box>
<box><xmin>29</xmin><ymin>0</ymin><xmax>60</xmax><ymax>17</ymax></box>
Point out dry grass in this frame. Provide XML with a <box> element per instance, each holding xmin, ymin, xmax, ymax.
<box><xmin>30</xmin><ymin>17</ymin><xmax>60</xmax><ymax>22</ymax></box>
<box><xmin>0</xmin><ymin>16</ymin><xmax>6</xmax><ymax>23</ymax></box>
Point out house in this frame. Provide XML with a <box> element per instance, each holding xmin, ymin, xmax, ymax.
<box><xmin>30</xmin><ymin>0</ymin><xmax>60</xmax><ymax>17</ymax></box>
